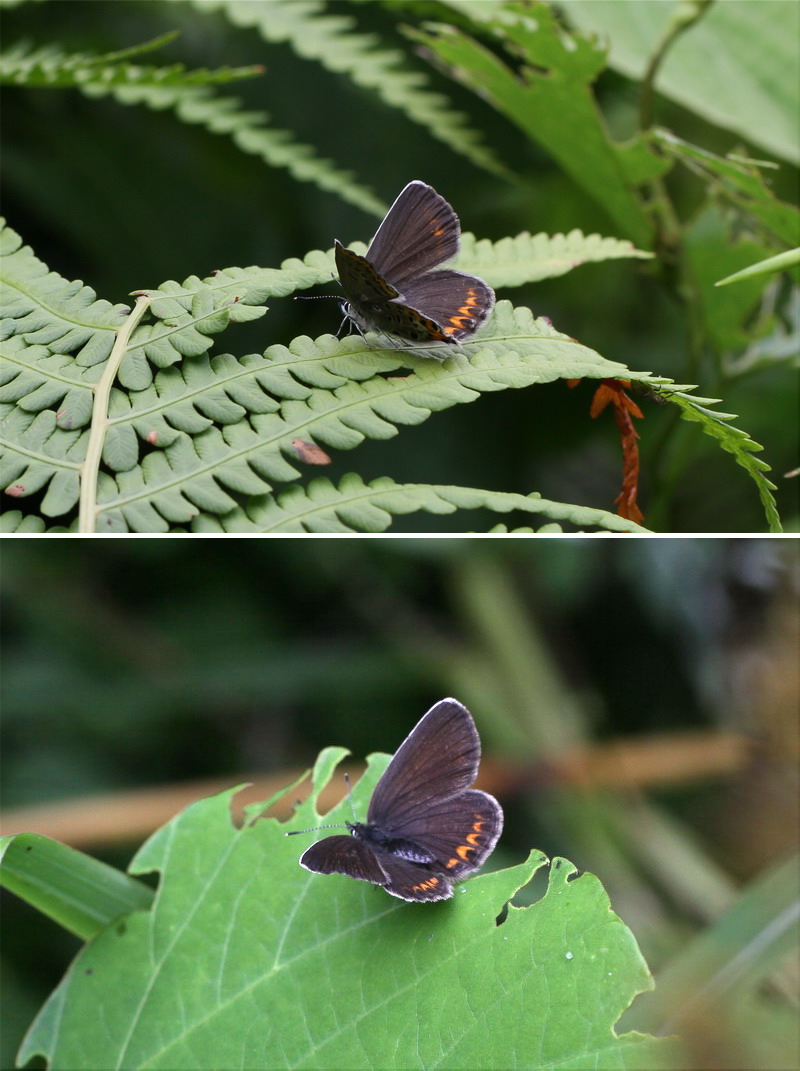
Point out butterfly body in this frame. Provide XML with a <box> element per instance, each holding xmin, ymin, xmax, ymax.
<box><xmin>334</xmin><ymin>181</ymin><xmax>495</xmax><ymax>348</ymax></box>
<box><xmin>295</xmin><ymin>698</ymin><xmax>503</xmax><ymax>902</ymax></box>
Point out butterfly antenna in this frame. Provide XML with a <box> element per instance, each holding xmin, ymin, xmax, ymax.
<box><xmin>285</xmin><ymin>769</ymin><xmax>360</xmax><ymax>836</ymax></box>
<box><xmin>285</xmin><ymin>823</ymin><xmax>348</xmax><ymax>837</ymax></box>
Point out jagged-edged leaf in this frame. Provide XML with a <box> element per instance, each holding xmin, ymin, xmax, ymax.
<box><xmin>407</xmin><ymin>4</ymin><xmax>669</xmax><ymax>246</ymax></box>
<box><xmin>18</xmin><ymin>770</ymin><xmax>683</xmax><ymax>1070</ymax></box>
<box><xmin>192</xmin><ymin>473</ymin><xmax>649</xmax><ymax>534</ymax></box>
<box><xmin>192</xmin><ymin>0</ymin><xmax>507</xmax><ymax>178</ymax></box>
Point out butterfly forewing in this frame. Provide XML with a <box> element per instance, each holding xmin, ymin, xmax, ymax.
<box><xmin>334</xmin><ymin>241</ymin><xmax>399</xmax><ymax>305</ymax></box>
<box><xmin>365</xmin><ymin>181</ymin><xmax>461</xmax><ymax>284</ymax></box>
<box><xmin>367</xmin><ymin>699</ymin><xmax>481</xmax><ymax>832</ymax></box>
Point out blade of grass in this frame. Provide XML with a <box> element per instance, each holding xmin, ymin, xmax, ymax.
<box><xmin>0</xmin><ymin>833</ymin><xmax>153</xmax><ymax>940</ymax></box>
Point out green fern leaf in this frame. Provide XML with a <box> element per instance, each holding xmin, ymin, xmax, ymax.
<box><xmin>459</xmin><ymin>230</ymin><xmax>653</xmax><ymax>286</ymax></box>
<box><xmin>652</xmin><ymin>386</ymin><xmax>781</xmax><ymax>532</ymax></box>
<box><xmin>0</xmin><ymin>407</ymin><xmax>85</xmax><ymax>516</ymax></box>
<box><xmin>0</xmin><ymin>37</ymin><xmax>263</xmax><ymax>89</ymax></box>
<box><xmin>192</xmin><ymin>472</ymin><xmax>649</xmax><ymax>533</ymax></box>
<box><xmin>68</xmin><ymin>299</ymin><xmax>654</xmax><ymax>531</ymax></box>
<box><xmin>253</xmin><ymin>229</ymin><xmax>653</xmax><ymax>301</ymax></box>
<box><xmin>192</xmin><ymin>0</ymin><xmax>507</xmax><ymax>178</ymax></box>
<box><xmin>0</xmin><ymin>37</ymin><xmax>384</xmax><ymax>215</ymax></box>
<box><xmin>0</xmin><ymin>218</ymin><xmax>129</xmax><ymax>351</ymax></box>
<box><xmin>0</xmin><ymin>508</ymin><xmax>48</xmax><ymax>532</ymax></box>
<box><xmin>0</xmin><ymin>220</ymin><xmax>780</xmax><ymax>533</ymax></box>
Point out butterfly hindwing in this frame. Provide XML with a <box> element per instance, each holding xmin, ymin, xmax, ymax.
<box><xmin>396</xmin><ymin>271</ymin><xmax>495</xmax><ymax>343</ymax></box>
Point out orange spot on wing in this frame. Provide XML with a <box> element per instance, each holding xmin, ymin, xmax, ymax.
<box><xmin>412</xmin><ymin>876</ymin><xmax>440</xmax><ymax>892</ymax></box>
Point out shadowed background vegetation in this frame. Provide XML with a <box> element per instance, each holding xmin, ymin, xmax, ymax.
<box><xmin>1</xmin><ymin>539</ymin><xmax>797</xmax><ymax>1067</ymax></box>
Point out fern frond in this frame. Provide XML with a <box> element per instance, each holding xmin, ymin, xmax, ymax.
<box><xmin>83</xmin><ymin>303</ymin><xmax>661</xmax><ymax>531</ymax></box>
<box><xmin>0</xmin><ymin>218</ymin><xmax>780</xmax><ymax>533</ymax></box>
<box><xmin>0</xmin><ymin>41</ymin><xmax>383</xmax><ymax>215</ymax></box>
<box><xmin>653</xmin><ymin>386</ymin><xmax>781</xmax><ymax>532</ymax></box>
<box><xmin>0</xmin><ymin>407</ymin><xmax>87</xmax><ymax>517</ymax></box>
<box><xmin>192</xmin><ymin>0</ymin><xmax>506</xmax><ymax>177</ymax></box>
<box><xmin>264</xmin><ymin>229</ymin><xmax>652</xmax><ymax>300</ymax></box>
<box><xmin>0</xmin><ymin>37</ymin><xmax>262</xmax><ymax>88</ymax></box>
<box><xmin>1</xmin><ymin>219</ymin><xmax>130</xmax><ymax>350</ymax></box>
<box><xmin>191</xmin><ymin>472</ymin><xmax>648</xmax><ymax>533</ymax></box>
<box><xmin>459</xmin><ymin>230</ymin><xmax>653</xmax><ymax>287</ymax></box>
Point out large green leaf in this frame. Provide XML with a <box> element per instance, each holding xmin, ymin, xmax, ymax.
<box><xmin>563</xmin><ymin>0</ymin><xmax>800</xmax><ymax>166</ymax></box>
<box><xmin>409</xmin><ymin>4</ymin><xmax>668</xmax><ymax>247</ymax></box>
<box><xmin>18</xmin><ymin>754</ymin><xmax>682</xmax><ymax>1070</ymax></box>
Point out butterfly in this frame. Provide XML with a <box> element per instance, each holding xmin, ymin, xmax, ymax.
<box><xmin>289</xmin><ymin>698</ymin><xmax>503</xmax><ymax>902</ymax></box>
<box><xmin>334</xmin><ymin>180</ymin><xmax>495</xmax><ymax>349</ymax></box>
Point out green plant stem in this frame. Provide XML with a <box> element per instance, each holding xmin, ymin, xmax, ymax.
<box><xmin>78</xmin><ymin>295</ymin><xmax>150</xmax><ymax>533</ymax></box>
<box><xmin>639</xmin><ymin>0</ymin><xmax>715</xmax><ymax>132</ymax></box>
<box><xmin>640</xmin><ymin>1</ymin><xmax>714</xmax><ymax>254</ymax></box>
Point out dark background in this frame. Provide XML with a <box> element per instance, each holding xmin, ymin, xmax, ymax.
<box><xmin>1</xmin><ymin>538</ymin><xmax>797</xmax><ymax>1065</ymax></box>
<box><xmin>1</xmin><ymin>1</ymin><xmax>797</xmax><ymax>531</ymax></box>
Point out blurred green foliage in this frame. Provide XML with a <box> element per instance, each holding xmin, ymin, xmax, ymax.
<box><xmin>2</xmin><ymin>538</ymin><xmax>798</xmax><ymax>1065</ymax></box>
